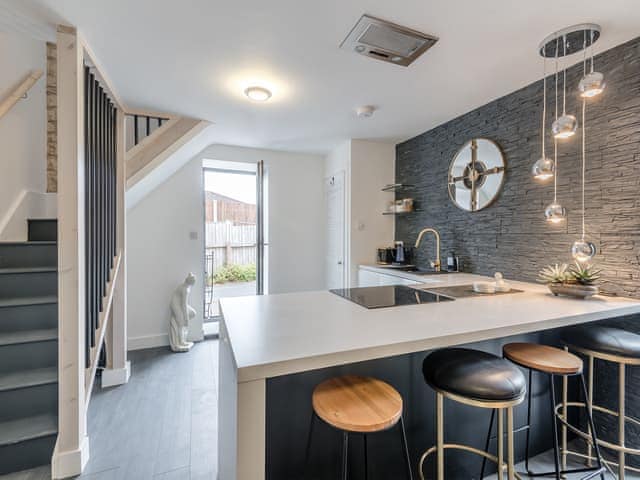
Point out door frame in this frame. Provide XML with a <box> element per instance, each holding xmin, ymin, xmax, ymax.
<box><xmin>202</xmin><ymin>163</ymin><xmax>265</xmax><ymax>322</ymax></box>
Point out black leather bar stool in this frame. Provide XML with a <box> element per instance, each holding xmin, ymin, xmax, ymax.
<box><xmin>561</xmin><ymin>326</ymin><xmax>640</xmax><ymax>479</ymax></box>
<box><xmin>419</xmin><ymin>348</ymin><xmax>526</xmax><ymax>480</ymax></box>
<box><xmin>481</xmin><ymin>343</ymin><xmax>605</xmax><ymax>480</ymax></box>
<box><xmin>304</xmin><ymin>375</ymin><xmax>413</xmax><ymax>480</ymax></box>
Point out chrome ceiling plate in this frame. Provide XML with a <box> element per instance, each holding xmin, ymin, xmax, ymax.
<box><xmin>538</xmin><ymin>23</ymin><xmax>601</xmax><ymax>58</ymax></box>
<box><xmin>340</xmin><ymin>14</ymin><xmax>438</xmax><ymax>67</ymax></box>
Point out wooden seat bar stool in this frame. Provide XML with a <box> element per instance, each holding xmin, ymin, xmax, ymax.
<box><xmin>481</xmin><ymin>343</ymin><xmax>605</xmax><ymax>480</ymax></box>
<box><xmin>419</xmin><ymin>348</ymin><xmax>527</xmax><ymax>480</ymax></box>
<box><xmin>561</xmin><ymin>326</ymin><xmax>640</xmax><ymax>479</ymax></box>
<box><xmin>304</xmin><ymin>375</ymin><xmax>413</xmax><ymax>479</ymax></box>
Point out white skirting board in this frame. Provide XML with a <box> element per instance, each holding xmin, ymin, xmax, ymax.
<box><xmin>127</xmin><ymin>334</ymin><xmax>169</xmax><ymax>351</ymax></box>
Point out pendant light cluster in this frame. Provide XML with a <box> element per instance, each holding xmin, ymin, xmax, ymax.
<box><xmin>533</xmin><ymin>24</ymin><xmax>605</xmax><ymax>262</ymax></box>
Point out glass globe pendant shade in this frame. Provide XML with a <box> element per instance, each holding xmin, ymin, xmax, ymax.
<box><xmin>572</xmin><ymin>239</ymin><xmax>596</xmax><ymax>262</ymax></box>
<box><xmin>532</xmin><ymin>157</ymin><xmax>555</xmax><ymax>181</ymax></box>
<box><xmin>579</xmin><ymin>71</ymin><xmax>605</xmax><ymax>98</ymax></box>
<box><xmin>545</xmin><ymin>202</ymin><xmax>566</xmax><ymax>223</ymax></box>
<box><xmin>552</xmin><ymin>114</ymin><xmax>578</xmax><ymax>139</ymax></box>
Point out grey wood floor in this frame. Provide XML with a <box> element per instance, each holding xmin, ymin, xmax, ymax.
<box><xmin>3</xmin><ymin>338</ymin><xmax>638</xmax><ymax>479</ymax></box>
<box><xmin>1</xmin><ymin>339</ymin><xmax>218</xmax><ymax>480</ymax></box>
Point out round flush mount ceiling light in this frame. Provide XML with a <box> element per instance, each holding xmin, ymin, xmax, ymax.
<box><xmin>244</xmin><ymin>86</ymin><xmax>272</xmax><ymax>102</ymax></box>
<box><xmin>356</xmin><ymin>105</ymin><xmax>376</xmax><ymax>118</ymax></box>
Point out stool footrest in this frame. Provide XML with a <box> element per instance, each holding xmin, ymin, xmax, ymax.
<box><xmin>555</xmin><ymin>401</ymin><xmax>640</xmax><ymax>456</ymax></box>
<box><xmin>418</xmin><ymin>443</ymin><xmax>524</xmax><ymax>480</ymax></box>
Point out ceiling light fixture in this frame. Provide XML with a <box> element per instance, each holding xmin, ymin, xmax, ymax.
<box><xmin>551</xmin><ymin>35</ymin><xmax>577</xmax><ymax>139</ymax></box>
<box><xmin>572</xmin><ymin>31</ymin><xmax>597</xmax><ymax>262</ymax></box>
<box><xmin>544</xmin><ymin>39</ymin><xmax>565</xmax><ymax>224</ymax></box>
<box><xmin>532</xmin><ymin>53</ymin><xmax>554</xmax><ymax>181</ymax></box>
<box><xmin>244</xmin><ymin>86</ymin><xmax>272</xmax><ymax>102</ymax></box>
<box><xmin>579</xmin><ymin>30</ymin><xmax>605</xmax><ymax>98</ymax></box>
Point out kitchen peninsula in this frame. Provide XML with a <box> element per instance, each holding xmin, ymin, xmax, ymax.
<box><xmin>218</xmin><ymin>270</ymin><xmax>640</xmax><ymax>480</ymax></box>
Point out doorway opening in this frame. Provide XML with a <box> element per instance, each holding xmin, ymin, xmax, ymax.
<box><xmin>202</xmin><ymin>159</ymin><xmax>266</xmax><ymax>322</ymax></box>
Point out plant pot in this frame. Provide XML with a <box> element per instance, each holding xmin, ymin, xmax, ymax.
<box><xmin>548</xmin><ymin>283</ymin><xmax>599</xmax><ymax>298</ymax></box>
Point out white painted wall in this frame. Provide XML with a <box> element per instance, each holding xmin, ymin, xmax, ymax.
<box><xmin>127</xmin><ymin>158</ymin><xmax>205</xmax><ymax>350</ymax></box>
<box><xmin>324</xmin><ymin>140</ymin><xmax>395</xmax><ymax>287</ymax></box>
<box><xmin>201</xmin><ymin>144</ymin><xmax>326</xmax><ymax>294</ymax></box>
<box><xmin>126</xmin><ymin>144</ymin><xmax>325</xmax><ymax>349</ymax></box>
<box><xmin>349</xmin><ymin>140</ymin><xmax>395</xmax><ymax>284</ymax></box>
<box><xmin>0</xmin><ymin>31</ymin><xmax>49</xmax><ymax>240</ymax></box>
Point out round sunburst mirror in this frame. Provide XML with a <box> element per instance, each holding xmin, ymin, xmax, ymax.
<box><xmin>448</xmin><ymin>138</ymin><xmax>506</xmax><ymax>212</ymax></box>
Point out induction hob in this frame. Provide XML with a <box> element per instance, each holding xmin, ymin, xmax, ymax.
<box><xmin>330</xmin><ymin>285</ymin><xmax>454</xmax><ymax>309</ymax></box>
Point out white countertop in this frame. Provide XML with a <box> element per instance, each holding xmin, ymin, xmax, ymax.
<box><xmin>220</xmin><ymin>269</ymin><xmax>640</xmax><ymax>383</ymax></box>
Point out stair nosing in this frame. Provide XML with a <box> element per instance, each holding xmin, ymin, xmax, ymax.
<box><xmin>0</xmin><ymin>241</ymin><xmax>56</xmax><ymax>246</ymax></box>
<box><xmin>0</xmin><ymin>367</ymin><xmax>57</xmax><ymax>392</ymax></box>
<box><xmin>0</xmin><ymin>267</ymin><xmax>57</xmax><ymax>274</ymax></box>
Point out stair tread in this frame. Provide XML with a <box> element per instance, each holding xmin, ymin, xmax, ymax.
<box><xmin>0</xmin><ymin>296</ymin><xmax>57</xmax><ymax>308</ymax></box>
<box><xmin>0</xmin><ymin>267</ymin><xmax>57</xmax><ymax>274</ymax></box>
<box><xmin>0</xmin><ymin>367</ymin><xmax>57</xmax><ymax>392</ymax></box>
<box><xmin>0</xmin><ymin>414</ymin><xmax>57</xmax><ymax>446</ymax></box>
<box><xmin>0</xmin><ymin>329</ymin><xmax>57</xmax><ymax>346</ymax></box>
<box><xmin>0</xmin><ymin>241</ymin><xmax>56</xmax><ymax>246</ymax></box>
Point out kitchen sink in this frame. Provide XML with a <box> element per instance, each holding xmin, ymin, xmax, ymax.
<box><xmin>396</xmin><ymin>267</ymin><xmax>455</xmax><ymax>275</ymax></box>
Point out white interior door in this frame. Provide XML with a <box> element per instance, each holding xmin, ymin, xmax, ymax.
<box><xmin>325</xmin><ymin>172</ymin><xmax>346</xmax><ymax>289</ymax></box>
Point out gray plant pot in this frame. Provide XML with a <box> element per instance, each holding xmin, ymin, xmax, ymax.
<box><xmin>548</xmin><ymin>283</ymin><xmax>599</xmax><ymax>298</ymax></box>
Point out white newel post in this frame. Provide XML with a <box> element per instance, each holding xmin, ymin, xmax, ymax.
<box><xmin>52</xmin><ymin>25</ymin><xmax>90</xmax><ymax>478</ymax></box>
<box><xmin>102</xmin><ymin>108</ymin><xmax>130</xmax><ymax>387</ymax></box>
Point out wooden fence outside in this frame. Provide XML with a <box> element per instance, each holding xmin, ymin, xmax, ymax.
<box><xmin>205</xmin><ymin>222</ymin><xmax>256</xmax><ymax>278</ymax></box>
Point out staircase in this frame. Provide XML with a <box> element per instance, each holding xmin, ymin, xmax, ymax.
<box><xmin>0</xmin><ymin>219</ymin><xmax>58</xmax><ymax>474</ymax></box>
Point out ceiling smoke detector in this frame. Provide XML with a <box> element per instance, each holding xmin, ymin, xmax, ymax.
<box><xmin>356</xmin><ymin>105</ymin><xmax>376</xmax><ymax>118</ymax></box>
<box><xmin>340</xmin><ymin>14</ymin><xmax>438</xmax><ymax>67</ymax></box>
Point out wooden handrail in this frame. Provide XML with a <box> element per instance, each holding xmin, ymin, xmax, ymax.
<box><xmin>0</xmin><ymin>70</ymin><xmax>43</xmax><ymax>120</ymax></box>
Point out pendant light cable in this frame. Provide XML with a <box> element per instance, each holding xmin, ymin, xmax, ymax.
<box><xmin>562</xmin><ymin>35</ymin><xmax>567</xmax><ymax>115</ymax></box>
<box><xmin>581</xmin><ymin>31</ymin><xmax>588</xmax><ymax>241</ymax></box>
<box><xmin>553</xmin><ymin>38</ymin><xmax>559</xmax><ymax>203</ymax></box>
<box><xmin>541</xmin><ymin>57</ymin><xmax>547</xmax><ymax>158</ymax></box>
<box><xmin>581</xmin><ymin>99</ymin><xmax>586</xmax><ymax>240</ymax></box>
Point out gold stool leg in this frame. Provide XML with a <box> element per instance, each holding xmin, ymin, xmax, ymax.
<box><xmin>498</xmin><ymin>408</ymin><xmax>504</xmax><ymax>479</ymax></box>
<box><xmin>437</xmin><ymin>392</ymin><xmax>444</xmax><ymax>480</ymax></box>
<box><xmin>619</xmin><ymin>363</ymin><xmax>626</xmax><ymax>479</ymax></box>
<box><xmin>562</xmin><ymin>347</ymin><xmax>568</xmax><ymax>471</ymax></box>
<box><xmin>587</xmin><ymin>355</ymin><xmax>594</xmax><ymax>468</ymax></box>
<box><xmin>507</xmin><ymin>407</ymin><xmax>515</xmax><ymax>480</ymax></box>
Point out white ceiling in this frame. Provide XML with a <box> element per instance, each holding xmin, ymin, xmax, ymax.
<box><xmin>15</xmin><ymin>0</ymin><xmax>640</xmax><ymax>153</ymax></box>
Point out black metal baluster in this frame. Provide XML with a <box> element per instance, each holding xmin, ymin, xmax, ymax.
<box><xmin>99</xmin><ymin>88</ymin><xmax>106</xmax><ymax>304</ymax></box>
<box><xmin>84</xmin><ymin>66</ymin><xmax>91</xmax><ymax>367</ymax></box>
<box><xmin>112</xmin><ymin>106</ymin><xmax>117</xmax><ymax>257</ymax></box>
<box><xmin>133</xmin><ymin>114</ymin><xmax>139</xmax><ymax>145</ymax></box>
<box><xmin>102</xmin><ymin>91</ymin><xmax>108</xmax><ymax>297</ymax></box>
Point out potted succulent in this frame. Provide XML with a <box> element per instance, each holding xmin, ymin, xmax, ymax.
<box><xmin>538</xmin><ymin>262</ymin><xmax>601</xmax><ymax>298</ymax></box>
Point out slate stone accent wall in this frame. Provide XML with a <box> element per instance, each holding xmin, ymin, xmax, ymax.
<box><xmin>396</xmin><ymin>36</ymin><xmax>640</xmax><ymax>466</ymax></box>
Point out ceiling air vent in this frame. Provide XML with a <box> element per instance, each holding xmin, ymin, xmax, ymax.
<box><xmin>340</xmin><ymin>14</ymin><xmax>438</xmax><ymax>67</ymax></box>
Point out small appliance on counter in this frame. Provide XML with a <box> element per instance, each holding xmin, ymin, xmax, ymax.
<box><xmin>376</xmin><ymin>247</ymin><xmax>395</xmax><ymax>265</ymax></box>
<box><xmin>376</xmin><ymin>242</ymin><xmax>413</xmax><ymax>266</ymax></box>
<box><xmin>446</xmin><ymin>252</ymin><xmax>461</xmax><ymax>272</ymax></box>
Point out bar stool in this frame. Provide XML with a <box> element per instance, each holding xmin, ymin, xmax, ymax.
<box><xmin>419</xmin><ymin>348</ymin><xmax>527</xmax><ymax>480</ymax></box>
<box><xmin>561</xmin><ymin>326</ymin><xmax>640</xmax><ymax>479</ymax></box>
<box><xmin>304</xmin><ymin>375</ymin><xmax>413</xmax><ymax>479</ymax></box>
<box><xmin>480</xmin><ymin>343</ymin><xmax>605</xmax><ymax>479</ymax></box>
